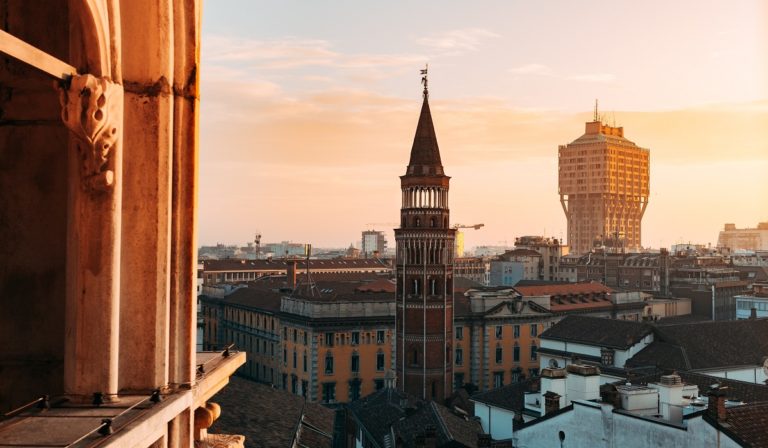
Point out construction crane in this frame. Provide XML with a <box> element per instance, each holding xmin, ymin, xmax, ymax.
<box><xmin>453</xmin><ymin>223</ymin><xmax>484</xmax><ymax>230</ymax></box>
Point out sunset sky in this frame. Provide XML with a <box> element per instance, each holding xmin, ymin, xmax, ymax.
<box><xmin>199</xmin><ymin>0</ymin><xmax>768</xmax><ymax>251</ymax></box>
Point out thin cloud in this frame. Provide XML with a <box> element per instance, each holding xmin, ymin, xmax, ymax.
<box><xmin>508</xmin><ymin>63</ymin><xmax>554</xmax><ymax>76</ymax></box>
<box><xmin>566</xmin><ymin>73</ymin><xmax>616</xmax><ymax>82</ymax></box>
<box><xmin>508</xmin><ymin>63</ymin><xmax>615</xmax><ymax>83</ymax></box>
<box><xmin>417</xmin><ymin>28</ymin><xmax>500</xmax><ymax>52</ymax></box>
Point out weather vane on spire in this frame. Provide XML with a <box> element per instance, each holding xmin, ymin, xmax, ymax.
<box><xmin>420</xmin><ymin>64</ymin><xmax>429</xmax><ymax>98</ymax></box>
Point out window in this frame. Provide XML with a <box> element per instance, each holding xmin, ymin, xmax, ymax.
<box><xmin>511</xmin><ymin>368</ymin><xmax>522</xmax><ymax>382</ymax></box>
<box><xmin>495</xmin><ymin>345</ymin><xmax>503</xmax><ymax>364</ymax></box>
<box><xmin>455</xmin><ymin>326</ymin><xmax>463</xmax><ymax>340</ymax></box>
<box><xmin>303</xmin><ymin>351</ymin><xmax>307</xmax><ymax>372</ymax></box>
<box><xmin>415</xmin><ymin>217</ymin><xmax>421</xmax><ymax>227</ymax></box>
<box><xmin>494</xmin><ymin>371</ymin><xmax>504</xmax><ymax>388</ymax></box>
<box><xmin>293</xmin><ymin>329</ymin><xmax>297</xmax><ymax>342</ymax></box>
<box><xmin>374</xmin><ymin>379</ymin><xmax>385</xmax><ymax>391</ymax></box>
<box><xmin>283</xmin><ymin>348</ymin><xmax>287</xmax><ymax>364</ymax></box>
<box><xmin>513</xmin><ymin>325</ymin><xmax>520</xmax><ymax>338</ymax></box>
<box><xmin>303</xmin><ymin>331</ymin><xmax>308</xmax><ymax>345</ymax></box>
<box><xmin>325</xmin><ymin>332</ymin><xmax>334</xmax><ymax>347</ymax></box>
<box><xmin>292</xmin><ymin>349</ymin><xmax>297</xmax><ymax>368</ymax></box>
<box><xmin>301</xmin><ymin>380</ymin><xmax>308</xmax><ymax>398</ymax></box>
<box><xmin>455</xmin><ymin>347</ymin><xmax>463</xmax><ymax>366</ymax></box>
<box><xmin>376</xmin><ymin>352</ymin><xmax>385</xmax><ymax>371</ymax></box>
<box><xmin>412</xmin><ymin>349</ymin><xmax>419</xmax><ymax>366</ymax></box>
<box><xmin>530</xmin><ymin>345</ymin><xmax>538</xmax><ymax>361</ymax></box>
<box><xmin>530</xmin><ymin>324</ymin><xmax>538</xmax><ymax>337</ymax></box>
<box><xmin>283</xmin><ymin>327</ymin><xmax>287</xmax><ymax>340</ymax></box>
<box><xmin>282</xmin><ymin>373</ymin><xmax>287</xmax><ymax>389</ymax></box>
<box><xmin>349</xmin><ymin>379</ymin><xmax>361</xmax><ymax>401</ymax></box>
<box><xmin>377</xmin><ymin>330</ymin><xmax>385</xmax><ymax>344</ymax></box>
<box><xmin>513</xmin><ymin>344</ymin><xmax>520</xmax><ymax>362</ymax></box>
<box><xmin>291</xmin><ymin>375</ymin><xmax>297</xmax><ymax>394</ymax></box>
<box><xmin>495</xmin><ymin>326</ymin><xmax>503</xmax><ymax>339</ymax></box>
<box><xmin>351</xmin><ymin>352</ymin><xmax>360</xmax><ymax>373</ymax></box>
<box><xmin>322</xmin><ymin>383</ymin><xmax>336</xmax><ymax>403</ymax></box>
<box><xmin>454</xmin><ymin>373</ymin><xmax>465</xmax><ymax>389</ymax></box>
<box><xmin>528</xmin><ymin>368</ymin><xmax>539</xmax><ymax>378</ymax></box>
<box><xmin>325</xmin><ymin>353</ymin><xmax>334</xmax><ymax>374</ymax></box>
<box><xmin>351</xmin><ymin>331</ymin><xmax>360</xmax><ymax>345</ymax></box>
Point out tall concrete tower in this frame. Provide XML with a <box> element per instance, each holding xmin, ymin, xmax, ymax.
<box><xmin>559</xmin><ymin>109</ymin><xmax>650</xmax><ymax>255</ymax></box>
<box><xmin>395</xmin><ymin>74</ymin><xmax>455</xmax><ymax>401</ymax></box>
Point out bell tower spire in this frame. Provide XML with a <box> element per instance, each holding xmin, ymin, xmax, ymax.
<box><xmin>395</xmin><ymin>69</ymin><xmax>455</xmax><ymax>402</ymax></box>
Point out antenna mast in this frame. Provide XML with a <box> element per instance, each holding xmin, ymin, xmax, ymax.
<box><xmin>594</xmin><ymin>99</ymin><xmax>599</xmax><ymax>122</ymax></box>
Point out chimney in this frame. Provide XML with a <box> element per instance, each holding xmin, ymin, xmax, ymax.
<box><xmin>477</xmin><ymin>433</ymin><xmax>492</xmax><ymax>447</ymax></box>
<box><xmin>544</xmin><ymin>391</ymin><xmax>562</xmax><ymax>414</ymax></box>
<box><xmin>287</xmin><ymin>261</ymin><xmax>297</xmax><ymax>289</ymax></box>
<box><xmin>651</xmin><ymin>373</ymin><xmax>684</xmax><ymax>421</ymax></box>
<box><xmin>540</xmin><ymin>368</ymin><xmax>566</xmax><ymax>414</ymax></box>
<box><xmin>565</xmin><ymin>364</ymin><xmax>601</xmax><ymax>404</ymax></box>
<box><xmin>707</xmin><ymin>385</ymin><xmax>728</xmax><ymax>422</ymax></box>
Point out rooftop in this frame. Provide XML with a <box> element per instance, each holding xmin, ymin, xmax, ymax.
<box><xmin>209</xmin><ymin>376</ymin><xmax>334</xmax><ymax>448</ymax></box>
<box><xmin>540</xmin><ymin>315</ymin><xmax>653</xmax><ymax>349</ymax></box>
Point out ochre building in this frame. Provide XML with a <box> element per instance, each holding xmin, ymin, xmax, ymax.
<box><xmin>559</xmin><ymin>114</ymin><xmax>650</xmax><ymax>255</ymax></box>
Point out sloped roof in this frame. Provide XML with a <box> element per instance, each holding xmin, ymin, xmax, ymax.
<box><xmin>347</xmin><ymin>388</ymin><xmax>417</xmax><ymax>446</ymax></box>
<box><xmin>406</xmin><ymin>95</ymin><xmax>443</xmax><ymax>175</ymax></box>
<box><xmin>470</xmin><ymin>379</ymin><xmax>538</xmax><ymax>413</ymax></box>
<box><xmin>514</xmin><ymin>282</ymin><xmax>613</xmax><ymax>297</ymax></box>
<box><xmin>209</xmin><ymin>376</ymin><xmax>334</xmax><ymax>448</ymax></box>
<box><xmin>392</xmin><ymin>401</ymin><xmax>482</xmax><ymax>448</ymax></box>
<box><xmin>628</xmin><ymin>318</ymin><xmax>768</xmax><ymax>370</ymax></box>
<box><xmin>540</xmin><ymin>315</ymin><xmax>653</xmax><ymax>349</ymax></box>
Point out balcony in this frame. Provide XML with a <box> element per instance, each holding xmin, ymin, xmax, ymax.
<box><xmin>0</xmin><ymin>351</ymin><xmax>245</xmax><ymax>448</ymax></box>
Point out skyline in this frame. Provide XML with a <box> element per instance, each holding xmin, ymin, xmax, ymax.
<box><xmin>198</xmin><ymin>1</ymin><xmax>768</xmax><ymax>249</ymax></box>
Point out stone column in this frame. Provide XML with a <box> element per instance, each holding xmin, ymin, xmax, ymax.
<box><xmin>60</xmin><ymin>74</ymin><xmax>123</xmax><ymax>401</ymax></box>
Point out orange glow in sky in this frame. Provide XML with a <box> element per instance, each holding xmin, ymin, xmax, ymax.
<box><xmin>199</xmin><ymin>1</ymin><xmax>767</xmax><ymax>250</ymax></box>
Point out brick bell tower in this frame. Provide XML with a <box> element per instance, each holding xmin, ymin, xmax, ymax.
<box><xmin>395</xmin><ymin>68</ymin><xmax>455</xmax><ymax>401</ymax></box>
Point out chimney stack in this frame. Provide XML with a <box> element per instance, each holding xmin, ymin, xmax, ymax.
<box><xmin>287</xmin><ymin>261</ymin><xmax>297</xmax><ymax>289</ymax></box>
<box><xmin>707</xmin><ymin>385</ymin><xmax>728</xmax><ymax>422</ymax></box>
<box><xmin>544</xmin><ymin>391</ymin><xmax>562</xmax><ymax>414</ymax></box>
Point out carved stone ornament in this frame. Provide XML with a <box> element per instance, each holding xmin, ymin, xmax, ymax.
<box><xmin>59</xmin><ymin>74</ymin><xmax>122</xmax><ymax>193</ymax></box>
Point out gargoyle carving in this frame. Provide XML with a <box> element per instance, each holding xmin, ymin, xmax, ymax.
<box><xmin>59</xmin><ymin>74</ymin><xmax>122</xmax><ymax>193</ymax></box>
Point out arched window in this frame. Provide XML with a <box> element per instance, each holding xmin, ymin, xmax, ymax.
<box><xmin>412</xmin><ymin>349</ymin><xmax>419</xmax><ymax>365</ymax></box>
<box><xmin>415</xmin><ymin>217</ymin><xmax>421</xmax><ymax>227</ymax></box>
<box><xmin>430</xmin><ymin>278</ymin><xmax>437</xmax><ymax>295</ymax></box>
<box><xmin>430</xmin><ymin>217</ymin><xmax>436</xmax><ymax>228</ymax></box>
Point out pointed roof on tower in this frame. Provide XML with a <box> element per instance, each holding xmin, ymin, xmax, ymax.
<box><xmin>406</xmin><ymin>67</ymin><xmax>444</xmax><ymax>177</ymax></box>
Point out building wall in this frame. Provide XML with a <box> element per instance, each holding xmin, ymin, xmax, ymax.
<box><xmin>473</xmin><ymin>401</ymin><xmax>516</xmax><ymax>440</ymax></box>
<box><xmin>512</xmin><ymin>401</ymin><xmax>741</xmax><ymax>448</ymax></box>
<box><xmin>718</xmin><ymin>223</ymin><xmax>768</xmax><ymax>251</ymax></box>
<box><xmin>456</xmin><ymin>320</ymin><xmax>544</xmax><ymax>390</ymax></box>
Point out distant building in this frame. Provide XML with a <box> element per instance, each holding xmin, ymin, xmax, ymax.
<box><xmin>515</xmin><ymin>236</ymin><xmax>569</xmax><ymax>281</ymax></box>
<box><xmin>361</xmin><ymin>230</ymin><xmax>387</xmax><ymax>257</ymax></box>
<box><xmin>718</xmin><ymin>222</ymin><xmax>768</xmax><ymax>251</ymax></box>
<box><xmin>200</xmin><ymin>258</ymin><xmax>392</xmax><ymax>286</ymax></box>
<box><xmin>735</xmin><ymin>282</ymin><xmax>768</xmax><ymax>319</ymax></box>
<box><xmin>454</xmin><ymin>257</ymin><xmax>489</xmax><ymax>286</ymax></box>
<box><xmin>489</xmin><ymin>249</ymin><xmax>542</xmax><ymax>286</ymax></box>
<box><xmin>559</xmin><ymin>112</ymin><xmax>650</xmax><ymax>255</ymax></box>
<box><xmin>264</xmin><ymin>241</ymin><xmax>309</xmax><ymax>258</ymax></box>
